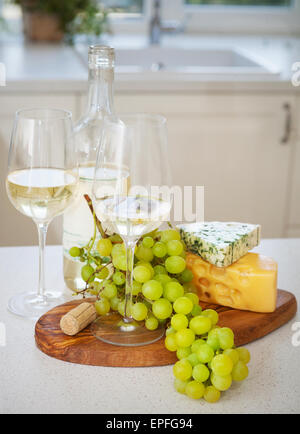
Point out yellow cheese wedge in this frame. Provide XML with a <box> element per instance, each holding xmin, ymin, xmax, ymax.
<box><xmin>186</xmin><ymin>252</ymin><xmax>277</xmax><ymax>313</ymax></box>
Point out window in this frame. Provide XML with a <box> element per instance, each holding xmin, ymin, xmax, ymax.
<box><xmin>185</xmin><ymin>0</ymin><xmax>292</xmax><ymax>5</ymax></box>
<box><xmin>184</xmin><ymin>0</ymin><xmax>300</xmax><ymax>34</ymax></box>
<box><xmin>101</xmin><ymin>0</ymin><xmax>144</xmax><ymax>14</ymax></box>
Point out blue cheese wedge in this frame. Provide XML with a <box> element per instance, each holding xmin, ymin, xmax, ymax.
<box><xmin>178</xmin><ymin>222</ymin><xmax>261</xmax><ymax>267</ymax></box>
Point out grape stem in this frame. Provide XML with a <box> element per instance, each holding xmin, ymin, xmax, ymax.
<box><xmin>84</xmin><ymin>194</ymin><xmax>108</xmax><ymax>239</ymax></box>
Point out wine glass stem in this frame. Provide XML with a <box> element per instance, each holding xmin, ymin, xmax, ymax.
<box><xmin>36</xmin><ymin>222</ymin><xmax>48</xmax><ymax>302</ymax></box>
<box><xmin>123</xmin><ymin>239</ymin><xmax>137</xmax><ymax>323</ymax></box>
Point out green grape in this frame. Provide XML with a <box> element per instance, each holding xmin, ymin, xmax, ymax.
<box><xmin>109</xmin><ymin>234</ymin><xmax>122</xmax><ymax>243</ymax></box>
<box><xmin>204</xmin><ymin>386</ymin><xmax>221</xmax><ymax>403</ymax></box>
<box><xmin>132</xmin><ymin>302</ymin><xmax>148</xmax><ymax>321</ymax></box>
<box><xmin>180</xmin><ymin>269</ymin><xmax>194</xmax><ymax>283</ymax></box>
<box><xmin>231</xmin><ymin>361</ymin><xmax>249</xmax><ymax>381</ymax></box>
<box><xmin>166</xmin><ymin>326</ymin><xmax>175</xmax><ymax>336</ymax></box>
<box><xmin>165</xmin><ymin>334</ymin><xmax>178</xmax><ymax>352</ymax></box>
<box><xmin>112</xmin><ymin>271</ymin><xmax>126</xmax><ymax>286</ymax></box>
<box><xmin>218</xmin><ymin>327</ymin><xmax>234</xmax><ymax>350</ymax></box>
<box><xmin>96</xmin><ymin>267</ymin><xmax>109</xmax><ymax>280</ymax></box>
<box><xmin>187</xmin><ymin>353</ymin><xmax>200</xmax><ymax>367</ymax></box>
<box><xmin>173</xmin><ymin>359</ymin><xmax>193</xmax><ymax>381</ymax></box>
<box><xmin>174</xmin><ymin>378</ymin><xmax>188</xmax><ymax>395</ymax></box>
<box><xmin>165</xmin><ymin>256</ymin><xmax>186</xmax><ymax>274</ymax></box>
<box><xmin>97</xmin><ymin>238</ymin><xmax>112</xmax><ymax>257</ymax></box>
<box><xmin>111</xmin><ymin>243</ymin><xmax>125</xmax><ymax>257</ymax></box>
<box><xmin>110</xmin><ymin>296</ymin><xmax>121</xmax><ymax>311</ymax></box>
<box><xmin>171</xmin><ymin>313</ymin><xmax>188</xmax><ymax>331</ymax></box>
<box><xmin>183</xmin><ymin>281</ymin><xmax>197</xmax><ymax>291</ymax></box>
<box><xmin>154</xmin><ymin>274</ymin><xmax>172</xmax><ymax>287</ymax></box>
<box><xmin>185</xmin><ymin>381</ymin><xmax>205</xmax><ymax>400</ymax></box>
<box><xmin>135</xmin><ymin>245</ymin><xmax>154</xmax><ymax>262</ymax></box>
<box><xmin>197</xmin><ymin>343</ymin><xmax>215</xmax><ymax>364</ymax></box>
<box><xmin>189</xmin><ymin>316</ymin><xmax>212</xmax><ymax>335</ymax></box>
<box><xmin>102</xmin><ymin>282</ymin><xmax>117</xmax><ymax>299</ymax></box>
<box><xmin>153</xmin><ymin>265</ymin><xmax>167</xmax><ymax>275</ymax></box>
<box><xmin>81</xmin><ymin>264</ymin><xmax>94</xmax><ymax>282</ymax></box>
<box><xmin>173</xmin><ymin>296</ymin><xmax>193</xmax><ymax>315</ymax></box>
<box><xmin>161</xmin><ymin>229</ymin><xmax>181</xmax><ymax>243</ymax></box>
<box><xmin>132</xmin><ymin>280</ymin><xmax>142</xmax><ymax>296</ymax></box>
<box><xmin>133</xmin><ymin>265</ymin><xmax>152</xmax><ymax>283</ymax></box>
<box><xmin>152</xmin><ymin>298</ymin><xmax>173</xmax><ymax>320</ymax></box>
<box><xmin>145</xmin><ymin>316</ymin><xmax>159</xmax><ymax>331</ymax></box>
<box><xmin>192</xmin><ymin>363</ymin><xmax>210</xmax><ymax>383</ymax></box>
<box><xmin>211</xmin><ymin>372</ymin><xmax>232</xmax><ymax>391</ymax></box>
<box><xmin>180</xmin><ymin>251</ymin><xmax>186</xmax><ymax>259</ymax></box>
<box><xmin>237</xmin><ymin>347</ymin><xmax>251</xmax><ymax>364</ymax></box>
<box><xmin>164</xmin><ymin>282</ymin><xmax>184</xmax><ymax>302</ymax></box>
<box><xmin>142</xmin><ymin>280</ymin><xmax>163</xmax><ymax>301</ymax></box>
<box><xmin>191</xmin><ymin>305</ymin><xmax>202</xmax><ymax>317</ymax></box>
<box><xmin>175</xmin><ymin>328</ymin><xmax>195</xmax><ymax>348</ymax></box>
<box><xmin>166</xmin><ymin>240</ymin><xmax>183</xmax><ymax>256</ymax></box>
<box><xmin>223</xmin><ymin>349</ymin><xmax>239</xmax><ymax>365</ymax></box>
<box><xmin>93</xmin><ymin>281</ymin><xmax>102</xmax><ymax>291</ymax></box>
<box><xmin>136</xmin><ymin>261</ymin><xmax>154</xmax><ymax>278</ymax></box>
<box><xmin>207</xmin><ymin>328</ymin><xmax>221</xmax><ymax>351</ymax></box>
<box><xmin>191</xmin><ymin>339</ymin><xmax>206</xmax><ymax>353</ymax></box>
<box><xmin>142</xmin><ymin>236</ymin><xmax>154</xmax><ymax>248</ymax></box>
<box><xmin>117</xmin><ymin>300</ymin><xmax>126</xmax><ymax>316</ymax></box>
<box><xmin>201</xmin><ymin>309</ymin><xmax>219</xmax><ymax>326</ymax></box>
<box><xmin>184</xmin><ymin>292</ymin><xmax>199</xmax><ymax>306</ymax></box>
<box><xmin>176</xmin><ymin>346</ymin><xmax>192</xmax><ymax>360</ymax></box>
<box><xmin>69</xmin><ymin>246</ymin><xmax>81</xmax><ymax>258</ymax></box>
<box><xmin>95</xmin><ymin>298</ymin><xmax>110</xmax><ymax>315</ymax></box>
<box><xmin>112</xmin><ymin>254</ymin><xmax>127</xmax><ymax>271</ymax></box>
<box><xmin>152</xmin><ymin>241</ymin><xmax>167</xmax><ymax>258</ymax></box>
<box><xmin>211</xmin><ymin>354</ymin><xmax>233</xmax><ymax>376</ymax></box>
<box><xmin>89</xmin><ymin>281</ymin><xmax>101</xmax><ymax>296</ymax></box>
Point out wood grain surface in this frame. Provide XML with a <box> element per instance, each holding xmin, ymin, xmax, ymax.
<box><xmin>35</xmin><ymin>289</ymin><xmax>297</xmax><ymax>367</ymax></box>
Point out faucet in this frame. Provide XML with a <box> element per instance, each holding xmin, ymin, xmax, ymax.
<box><xmin>149</xmin><ymin>0</ymin><xmax>183</xmax><ymax>45</ymax></box>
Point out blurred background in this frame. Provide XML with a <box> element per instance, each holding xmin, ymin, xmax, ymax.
<box><xmin>0</xmin><ymin>0</ymin><xmax>300</xmax><ymax>245</ymax></box>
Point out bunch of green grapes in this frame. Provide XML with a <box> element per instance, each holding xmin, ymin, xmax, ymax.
<box><xmin>167</xmin><ymin>309</ymin><xmax>250</xmax><ymax>403</ymax></box>
<box><xmin>69</xmin><ymin>227</ymin><xmax>250</xmax><ymax>403</ymax></box>
<box><xmin>69</xmin><ymin>228</ymin><xmax>194</xmax><ymax>325</ymax></box>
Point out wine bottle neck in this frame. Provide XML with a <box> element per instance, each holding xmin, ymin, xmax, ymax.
<box><xmin>85</xmin><ymin>66</ymin><xmax>114</xmax><ymax>116</ymax></box>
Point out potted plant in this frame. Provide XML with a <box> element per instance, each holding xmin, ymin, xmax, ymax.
<box><xmin>14</xmin><ymin>0</ymin><xmax>110</xmax><ymax>43</ymax></box>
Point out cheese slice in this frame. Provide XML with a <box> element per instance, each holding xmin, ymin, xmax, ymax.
<box><xmin>178</xmin><ymin>222</ymin><xmax>261</xmax><ymax>267</ymax></box>
<box><xmin>186</xmin><ymin>252</ymin><xmax>277</xmax><ymax>313</ymax></box>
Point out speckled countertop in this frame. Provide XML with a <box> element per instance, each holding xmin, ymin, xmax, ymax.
<box><xmin>0</xmin><ymin>239</ymin><xmax>299</xmax><ymax>414</ymax></box>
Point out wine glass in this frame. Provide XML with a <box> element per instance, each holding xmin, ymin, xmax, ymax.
<box><xmin>91</xmin><ymin>113</ymin><xmax>172</xmax><ymax>346</ymax></box>
<box><xmin>6</xmin><ymin>108</ymin><xmax>79</xmax><ymax>319</ymax></box>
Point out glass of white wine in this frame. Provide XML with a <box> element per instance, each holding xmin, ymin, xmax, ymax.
<box><xmin>6</xmin><ymin>108</ymin><xmax>79</xmax><ymax>319</ymax></box>
<box><xmin>91</xmin><ymin>114</ymin><xmax>173</xmax><ymax>346</ymax></box>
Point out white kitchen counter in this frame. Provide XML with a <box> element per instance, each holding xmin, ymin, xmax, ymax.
<box><xmin>0</xmin><ymin>238</ymin><xmax>299</xmax><ymax>414</ymax></box>
<box><xmin>0</xmin><ymin>34</ymin><xmax>300</xmax><ymax>93</ymax></box>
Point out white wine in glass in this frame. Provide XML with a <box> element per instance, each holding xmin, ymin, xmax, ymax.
<box><xmin>91</xmin><ymin>114</ymin><xmax>173</xmax><ymax>346</ymax></box>
<box><xmin>6</xmin><ymin>109</ymin><xmax>78</xmax><ymax>319</ymax></box>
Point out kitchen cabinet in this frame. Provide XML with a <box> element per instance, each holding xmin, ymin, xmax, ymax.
<box><xmin>116</xmin><ymin>93</ymin><xmax>296</xmax><ymax>238</ymax></box>
<box><xmin>286</xmin><ymin>96</ymin><xmax>300</xmax><ymax>238</ymax></box>
<box><xmin>0</xmin><ymin>90</ymin><xmax>297</xmax><ymax>246</ymax></box>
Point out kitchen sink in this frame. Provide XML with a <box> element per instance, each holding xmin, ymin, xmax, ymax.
<box><xmin>75</xmin><ymin>45</ymin><xmax>279</xmax><ymax>78</ymax></box>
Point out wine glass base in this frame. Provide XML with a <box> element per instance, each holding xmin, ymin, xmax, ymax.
<box><xmin>90</xmin><ymin>312</ymin><xmax>165</xmax><ymax>347</ymax></box>
<box><xmin>8</xmin><ymin>292</ymin><xmax>66</xmax><ymax>320</ymax></box>
<box><xmin>44</xmin><ymin>290</ymin><xmax>67</xmax><ymax>300</ymax></box>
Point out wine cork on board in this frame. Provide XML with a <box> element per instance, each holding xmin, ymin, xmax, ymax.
<box><xmin>60</xmin><ymin>302</ymin><xmax>97</xmax><ymax>336</ymax></box>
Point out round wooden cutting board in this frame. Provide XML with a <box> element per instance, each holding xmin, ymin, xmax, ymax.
<box><xmin>35</xmin><ymin>289</ymin><xmax>297</xmax><ymax>367</ymax></box>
